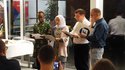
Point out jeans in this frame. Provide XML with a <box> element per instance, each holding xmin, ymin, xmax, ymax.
<box><xmin>90</xmin><ymin>48</ymin><xmax>104</xmax><ymax>66</ymax></box>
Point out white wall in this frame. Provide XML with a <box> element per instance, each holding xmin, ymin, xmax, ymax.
<box><xmin>90</xmin><ymin>0</ymin><xmax>103</xmax><ymax>17</ymax></box>
<box><xmin>29</xmin><ymin>0</ymin><xmax>36</xmax><ymax>25</ymax></box>
<box><xmin>29</xmin><ymin>0</ymin><xmax>49</xmax><ymax>25</ymax></box>
<box><xmin>38</xmin><ymin>0</ymin><xmax>48</xmax><ymax>12</ymax></box>
<box><xmin>58</xmin><ymin>1</ymin><xmax>66</xmax><ymax>17</ymax></box>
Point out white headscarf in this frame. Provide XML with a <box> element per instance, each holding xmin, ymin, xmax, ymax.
<box><xmin>0</xmin><ymin>2</ymin><xmax>4</xmax><ymax>7</ymax></box>
<box><xmin>55</xmin><ymin>15</ymin><xmax>66</xmax><ymax>28</ymax></box>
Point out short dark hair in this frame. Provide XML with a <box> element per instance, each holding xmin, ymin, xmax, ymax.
<box><xmin>91</xmin><ymin>8</ymin><xmax>101</xmax><ymax>16</ymax></box>
<box><xmin>38</xmin><ymin>45</ymin><xmax>55</xmax><ymax>64</ymax></box>
<box><xmin>92</xmin><ymin>58</ymin><xmax>116</xmax><ymax>70</ymax></box>
<box><xmin>75</xmin><ymin>9</ymin><xmax>86</xmax><ymax>15</ymax></box>
<box><xmin>0</xmin><ymin>40</ymin><xmax>6</xmax><ymax>53</ymax></box>
<box><xmin>115</xmin><ymin>11</ymin><xmax>123</xmax><ymax>16</ymax></box>
<box><xmin>37</xmin><ymin>11</ymin><xmax>45</xmax><ymax>18</ymax></box>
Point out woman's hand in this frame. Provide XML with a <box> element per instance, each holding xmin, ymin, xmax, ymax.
<box><xmin>56</xmin><ymin>38</ymin><xmax>61</xmax><ymax>41</ymax></box>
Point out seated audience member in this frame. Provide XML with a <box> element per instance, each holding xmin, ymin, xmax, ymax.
<box><xmin>0</xmin><ymin>40</ymin><xmax>21</xmax><ymax>70</ymax></box>
<box><xmin>92</xmin><ymin>58</ymin><xmax>116</xmax><ymax>70</ymax></box>
<box><xmin>38</xmin><ymin>45</ymin><xmax>63</xmax><ymax>70</ymax></box>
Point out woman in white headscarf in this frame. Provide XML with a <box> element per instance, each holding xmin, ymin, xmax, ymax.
<box><xmin>53</xmin><ymin>15</ymin><xmax>69</xmax><ymax>69</ymax></box>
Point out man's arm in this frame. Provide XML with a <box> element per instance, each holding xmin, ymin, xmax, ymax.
<box><xmin>70</xmin><ymin>22</ymin><xmax>80</xmax><ymax>38</ymax></box>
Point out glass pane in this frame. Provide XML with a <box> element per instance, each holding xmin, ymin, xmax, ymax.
<box><xmin>0</xmin><ymin>1</ymin><xmax>4</xmax><ymax>39</ymax></box>
<box><xmin>8</xmin><ymin>0</ymin><xmax>30</xmax><ymax>38</ymax></box>
<box><xmin>6</xmin><ymin>0</ymin><xmax>66</xmax><ymax>39</ymax></box>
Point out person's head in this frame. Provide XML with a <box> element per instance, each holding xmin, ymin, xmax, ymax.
<box><xmin>92</xmin><ymin>58</ymin><xmax>116</xmax><ymax>70</ymax></box>
<box><xmin>90</xmin><ymin>8</ymin><xmax>101</xmax><ymax>22</ymax></box>
<box><xmin>74</xmin><ymin>9</ymin><xmax>86</xmax><ymax>22</ymax></box>
<box><xmin>37</xmin><ymin>11</ymin><xmax>45</xmax><ymax>23</ymax></box>
<box><xmin>55</xmin><ymin>15</ymin><xmax>66</xmax><ymax>28</ymax></box>
<box><xmin>38</xmin><ymin>45</ymin><xmax>55</xmax><ymax>65</ymax></box>
<box><xmin>115</xmin><ymin>11</ymin><xmax>123</xmax><ymax>17</ymax></box>
<box><xmin>0</xmin><ymin>40</ymin><xmax>7</xmax><ymax>56</ymax></box>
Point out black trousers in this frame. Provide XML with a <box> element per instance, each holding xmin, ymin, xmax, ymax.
<box><xmin>106</xmin><ymin>35</ymin><xmax>125</xmax><ymax>66</ymax></box>
<box><xmin>73</xmin><ymin>44</ymin><xmax>90</xmax><ymax>70</ymax></box>
<box><xmin>32</xmin><ymin>39</ymin><xmax>48</xmax><ymax>70</ymax></box>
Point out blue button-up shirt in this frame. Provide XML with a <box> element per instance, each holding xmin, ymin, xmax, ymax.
<box><xmin>87</xmin><ymin>18</ymin><xmax>109</xmax><ymax>48</ymax></box>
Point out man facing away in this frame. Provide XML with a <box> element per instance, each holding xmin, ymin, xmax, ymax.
<box><xmin>108</xmin><ymin>12</ymin><xmax>125</xmax><ymax>66</ymax></box>
<box><xmin>38</xmin><ymin>45</ymin><xmax>63</xmax><ymax>70</ymax></box>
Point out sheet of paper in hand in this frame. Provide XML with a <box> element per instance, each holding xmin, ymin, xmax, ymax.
<box><xmin>31</xmin><ymin>33</ymin><xmax>43</xmax><ymax>39</ymax></box>
<box><xmin>44</xmin><ymin>35</ymin><xmax>55</xmax><ymax>41</ymax></box>
<box><xmin>63</xmin><ymin>31</ymin><xmax>80</xmax><ymax>38</ymax></box>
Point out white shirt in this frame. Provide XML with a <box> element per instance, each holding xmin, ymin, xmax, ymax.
<box><xmin>71</xmin><ymin>18</ymin><xmax>90</xmax><ymax>44</ymax></box>
<box><xmin>109</xmin><ymin>16</ymin><xmax>125</xmax><ymax>35</ymax></box>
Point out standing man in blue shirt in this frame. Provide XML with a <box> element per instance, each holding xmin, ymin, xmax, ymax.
<box><xmin>0</xmin><ymin>40</ymin><xmax>21</xmax><ymax>70</ymax></box>
<box><xmin>86</xmin><ymin>8</ymin><xmax>109</xmax><ymax>67</ymax></box>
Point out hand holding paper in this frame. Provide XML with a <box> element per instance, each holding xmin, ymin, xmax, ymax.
<box><xmin>62</xmin><ymin>31</ymin><xmax>80</xmax><ymax>38</ymax></box>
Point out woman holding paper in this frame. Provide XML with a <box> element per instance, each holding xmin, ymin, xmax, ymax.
<box><xmin>53</xmin><ymin>15</ymin><xmax>69</xmax><ymax>69</ymax></box>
